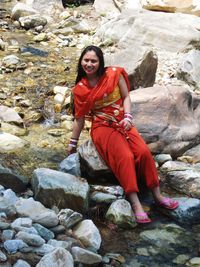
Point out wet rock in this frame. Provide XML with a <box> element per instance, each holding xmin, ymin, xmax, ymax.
<box><xmin>15</xmin><ymin>197</ymin><xmax>59</xmax><ymax>228</ymax></box>
<box><xmin>0</xmin><ymin>105</ymin><xmax>23</xmax><ymax>125</ymax></box>
<box><xmin>1</xmin><ymin>122</ymin><xmax>28</xmax><ymax>137</ymax></box>
<box><xmin>71</xmin><ymin>246</ymin><xmax>102</xmax><ymax>265</ymax></box>
<box><xmin>73</xmin><ymin>219</ymin><xmax>101</xmax><ymax>250</ymax></box>
<box><xmin>105</xmin><ymin>199</ymin><xmax>137</xmax><ymax>229</ymax></box>
<box><xmin>36</xmin><ymin>247</ymin><xmax>73</xmax><ymax>267</ymax></box>
<box><xmin>32</xmin><ymin>168</ymin><xmax>89</xmax><ymax>212</ymax></box>
<box><xmin>157</xmin><ymin>197</ymin><xmax>200</xmax><ymax>225</ymax></box>
<box><xmin>19</xmin><ymin>15</ymin><xmax>47</xmax><ymax>30</ymax></box>
<box><xmin>186</xmin><ymin>257</ymin><xmax>200</xmax><ymax>267</ymax></box>
<box><xmin>58</xmin><ymin>208</ymin><xmax>83</xmax><ymax>229</ymax></box>
<box><xmin>0</xmin><ymin>132</ymin><xmax>28</xmax><ymax>152</ymax></box>
<box><xmin>0</xmin><ymin>166</ymin><xmax>28</xmax><ymax>193</ymax></box>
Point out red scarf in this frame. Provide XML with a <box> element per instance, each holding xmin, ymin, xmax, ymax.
<box><xmin>73</xmin><ymin>66</ymin><xmax>130</xmax><ymax>118</ymax></box>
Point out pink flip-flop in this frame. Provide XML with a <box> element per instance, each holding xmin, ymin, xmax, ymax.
<box><xmin>157</xmin><ymin>197</ymin><xmax>179</xmax><ymax>210</ymax></box>
<box><xmin>135</xmin><ymin>212</ymin><xmax>152</xmax><ymax>224</ymax></box>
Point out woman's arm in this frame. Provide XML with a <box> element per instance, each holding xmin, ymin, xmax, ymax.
<box><xmin>118</xmin><ymin>75</ymin><xmax>133</xmax><ymax>130</ymax></box>
<box><xmin>67</xmin><ymin>116</ymin><xmax>85</xmax><ymax>155</ymax></box>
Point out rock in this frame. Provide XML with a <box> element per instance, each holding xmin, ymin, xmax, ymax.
<box><xmin>0</xmin><ymin>249</ymin><xmax>7</xmax><ymax>262</ymax></box>
<box><xmin>4</xmin><ymin>240</ymin><xmax>28</xmax><ymax>254</ymax></box>
<box><xmin>183</xmin><ymin>144</ymin><xmax>200</xmax><ymax>163</ymax></box>
<box><xmin>130</xmin><ymin>85</ymin><xmax>200</xmax><ymax>157</ymax></box>
<box><xmin>59</xmin><ymin>153</ymin><xmax>81</xmax><ymax>177</ymax></box>
<box><xmin>58</xmin><ymin>208</ymin><xmax>83</xmax><ymax>229</ymax></box>
<box><xmin>33</xmin><ymin>223</ymin><xmax>55</xmax><ymax>241</ymax></box>
<box><xmin>13</xmin><ymin>259</ymin><xmax>31</xmax><ymax>267</ymax></box>
<box><xmin>11</xmin><ymin>218</ymin><xmax>32</xmax><ymax>229</ymax></box>
<box><xmin>161</xmin><ymin>161</ymin><xmax>200</xmax><ymax>198</ymax></box>
<box><xmin>177</xmin><ymin>49</ymin><xmax>200</xmax><ymax>90</ymax></box>
<box><xmin>157</xmin><ymin>197</ymin><xmax>200</xmax><ymax>225</ymax></box>
<box><xmin>0</xmin><ymin>105</ymin><xmax>23</xmax><ymax>125</ymax></box>
<box><xmin>15</xmin><ymin>231</ymin><xmax>45</xmax><ymax>247</ymax></box>
<box><xmin>11</xmin><ymin>3</ymin><xmax>37</xmax><ymax>20</ymax></box>
<box><xmin>90</xmin><ymin>192</ymin><xmax>117</xmax><ymax>204</ymax></box>
<box><xmin>154</xmin><ymin>154</ymin><xmax>173</xmax><ymax>166</ymax></box>
<box><xmin>19</xmin><ymin>15</ymin><xmax>47</xmax><ymax>30</ymax></box>
<box><xmin>73</xmin><ymin>219</ymin><xmax>101</xmax><ymax>250</ymax></box>
<box><xmin>2</xmin><ymin>55</ymin><xmax>20</xmax><ymax>69</ymax></box>
<box><xmin>71</xmin><ymin>246</ymin><xmax>102</xmax><ymax>265</ymax></box>
<box><xmin>105</xmin><ymin>199</ymin><xmax>137</xmax><ymax>228</ymax></box>
<box><xmin>1</xmin><ymin>122</ymin><xmax>27</xmax><ymax>137</ymax></box>
<box><xmin>36</xmin><ymin>247</ymin><xmax>73</xmax><ymax>267</ymax></box>
<box><xmin>0</xmin><ymin>166</ymin><xmax>28</xmax><ymax>193</ymax></box>
<box><xmin>78</xmin><ymin>139</ymin><xmax>115</xmax><ymax>181</ymax></box>
<box><xmin>15</xmin><ymin>197</ymin><xmax>59</xmax><ymax>228</ymax></box>
<box><xmin>141</xmin><ymin>0</ymin><xmax>200</xmax><ymax>16</ymax></box>
<box><xmin>32</xmin><ymin>168</ymin><xmax>89</xmax><ymax>213</ymax></box>
<box><xmin>0</xmin><ymin>132</ymin><xmax>28</xmax><ymax>153</ymax></box>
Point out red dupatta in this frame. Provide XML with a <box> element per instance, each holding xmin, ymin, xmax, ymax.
<box><xmin>73</xmin><ymin>66</ymin><xmax>130</xmax><ymax>119</ymax></box>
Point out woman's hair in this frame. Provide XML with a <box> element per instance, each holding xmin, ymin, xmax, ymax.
<box><xmin>75</xmin><ymin>45</ymin><xmax>105</xmax><ymax>84</ymax></box>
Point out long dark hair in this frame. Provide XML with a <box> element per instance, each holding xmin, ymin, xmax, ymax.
<box><xmin>75</xmin><ymin>45</ymin><xmax>105</xmax><ymax>84</ymax></box>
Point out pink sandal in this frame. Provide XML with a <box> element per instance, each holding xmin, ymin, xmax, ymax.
<box><xmin>135</xmin><ymin>212</ymin><xmax>152</xmax><ymax>224</ymax></box>
<box><xmin>157</xmin><ymin>197</ymin><xmax>179</xmax><ymax>210</ymax></box>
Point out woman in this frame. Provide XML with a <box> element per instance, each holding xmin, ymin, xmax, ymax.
<box><xmin>67</xmin><ymin>45</ymin><xmax>178</xmax><ymax>224</ymax></box>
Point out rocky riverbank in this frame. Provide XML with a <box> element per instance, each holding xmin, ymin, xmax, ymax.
<box><xmin>0</xmin><ymin>0</ymin><xmax>200</xmax><ymax>266</ymax></box>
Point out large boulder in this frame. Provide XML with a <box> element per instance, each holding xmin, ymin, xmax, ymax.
<box><xmin>130</xmin><ymin>85</ymin><xmax>200</xmax><ymax>157</ymax></box>
<box><xmin>94</xmin><ymin>9</ymin><xmax>200</xmax><ymax>53</ymax></box>
<box><xmin>32</xmin><ymin>168</ymin><xmax>90</xmax><ymax>213</ymax></box>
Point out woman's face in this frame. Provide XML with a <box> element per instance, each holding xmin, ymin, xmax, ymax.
<box><xmin>81</xmin><ymin>50</ymin><xmax>100</xmax><ymax>76</ymax></box>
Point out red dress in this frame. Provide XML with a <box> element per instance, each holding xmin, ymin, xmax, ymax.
<box><xmin>73</xmin><ymin>67</ymin><xmax>159</xmax><ymax>194</ymax></box>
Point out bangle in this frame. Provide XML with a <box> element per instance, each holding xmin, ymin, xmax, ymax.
<box><xmin>69</xmin><ymin>138</ymin><xmax>78</xmax><ymax>147</ymax></box>
<box><xmin>124</xmin><ymin>113</ymin><xmax>133</xmax><ymax>125</ymax></box>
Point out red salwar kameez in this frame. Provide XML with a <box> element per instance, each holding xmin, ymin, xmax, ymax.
<box><xmin>73</xmin><ymin>66</ymin><xmax>159</xmax><ymax>194</ymax></box>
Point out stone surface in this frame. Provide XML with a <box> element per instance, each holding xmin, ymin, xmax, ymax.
<box><xmin>32</xmin><ymin>168</ymin><xmax>89</xmax><ymax>213</ymax></box>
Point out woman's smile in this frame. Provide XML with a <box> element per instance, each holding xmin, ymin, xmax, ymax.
<box><xmin>81</xmin><ymin>51</ymin><xmax>100</xmax><ymax>76</ymax></box>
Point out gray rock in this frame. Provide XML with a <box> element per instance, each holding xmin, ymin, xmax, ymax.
<box><xmin>0</xmin><ymin>166</ymin><xmax>28</xmax><ymax>193</ymax></box>
<box><xmin>71</xmin><ymin>246</ymin><xmax>102</xmax><ymax>264</ymax></box>
<box><xmin>0</xmin><ymin>249</ymin><xmax>7</xmax><ymax>262</ymax></box>
<box><xmin>2</xmin><ymin>229</ymin><xmax>15</xmax><ymax>241</ymax></box>
<box><xmin>15</xmin><ymin>231</ymin><xmax>45</xmax><ymax>247</ymax></box>
<box><xmin>177</xmin><ymin>49</ymin><xmax>200</xmax><ymax>89</ymax></box>
<box><xmin>19</xmin><ymin>14</ymin><xmax>47</xmax><ymax>29</ymax></box>
<box><xmin>73</xmin><ymin>219</ymin><xmax>101</xmax><ymax>250</ymax></box>
<box><xmin>32</xmin><ymin>168</ymin><xmax>89</xmax><ymax>213</ymax></box>
<box><xmin>36</xmin><ymin>247</ymin><xmax>73</xmax><ymax>267</ymax></box>
<box><xmin>13</xmin><ymin>259</ymin><xmax>31</xmax><ymax>267</ymax></box>
<box><xmin>4</xmin><ymin>239</ymin><xmax>28</xmax><ymax>254</ymax></box>
<box><xmin>58</xmin><ymin>208</ymin><xmax>83</xmax><ymax>229</ymax></box>
<box><xmin>105</xmin><ymin>199</ymin><xmax>137</xmax><ymax>229</ymax></box>
<box><xmin>33</xmin><ymin>223</ymin><xmax>55</xmax><ymax>241</ymax></box>
<box><xmin>15</xmin><ymin>197</ymin><xmax>59</xmax><ymax>228</ymax></box>
<box><xmin>90</xmin><ymin>192</ymin><xmax>117</xmax><ymax>204</ymax></box>
<box><xmin>157</xmin><ymin>197</ymin><xmax>200</xmax><ymax>225</ymax></box>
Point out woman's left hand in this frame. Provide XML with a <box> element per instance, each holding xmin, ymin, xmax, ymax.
<box><xmin>119</xmin><ymin>118</ymin><xmax>132</xmax><ymax>131</ymax></box>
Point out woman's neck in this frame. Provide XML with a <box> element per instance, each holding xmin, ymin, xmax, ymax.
<box><xmin>87</xmin><ymin>74</ymin><xmax>100</xmax><ymax>88</ymax></box>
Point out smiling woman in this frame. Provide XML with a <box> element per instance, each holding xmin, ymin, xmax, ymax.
<box><xmin>67</xmin><ymin>45</ymin><xmax>179</xmax><ymax>224</ymax></box>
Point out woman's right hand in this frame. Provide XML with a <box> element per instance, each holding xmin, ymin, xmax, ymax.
<box><xmin>66</xmin><ymin>145</ymin><xmax>77</xmax><ymax>156</ymax></box>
